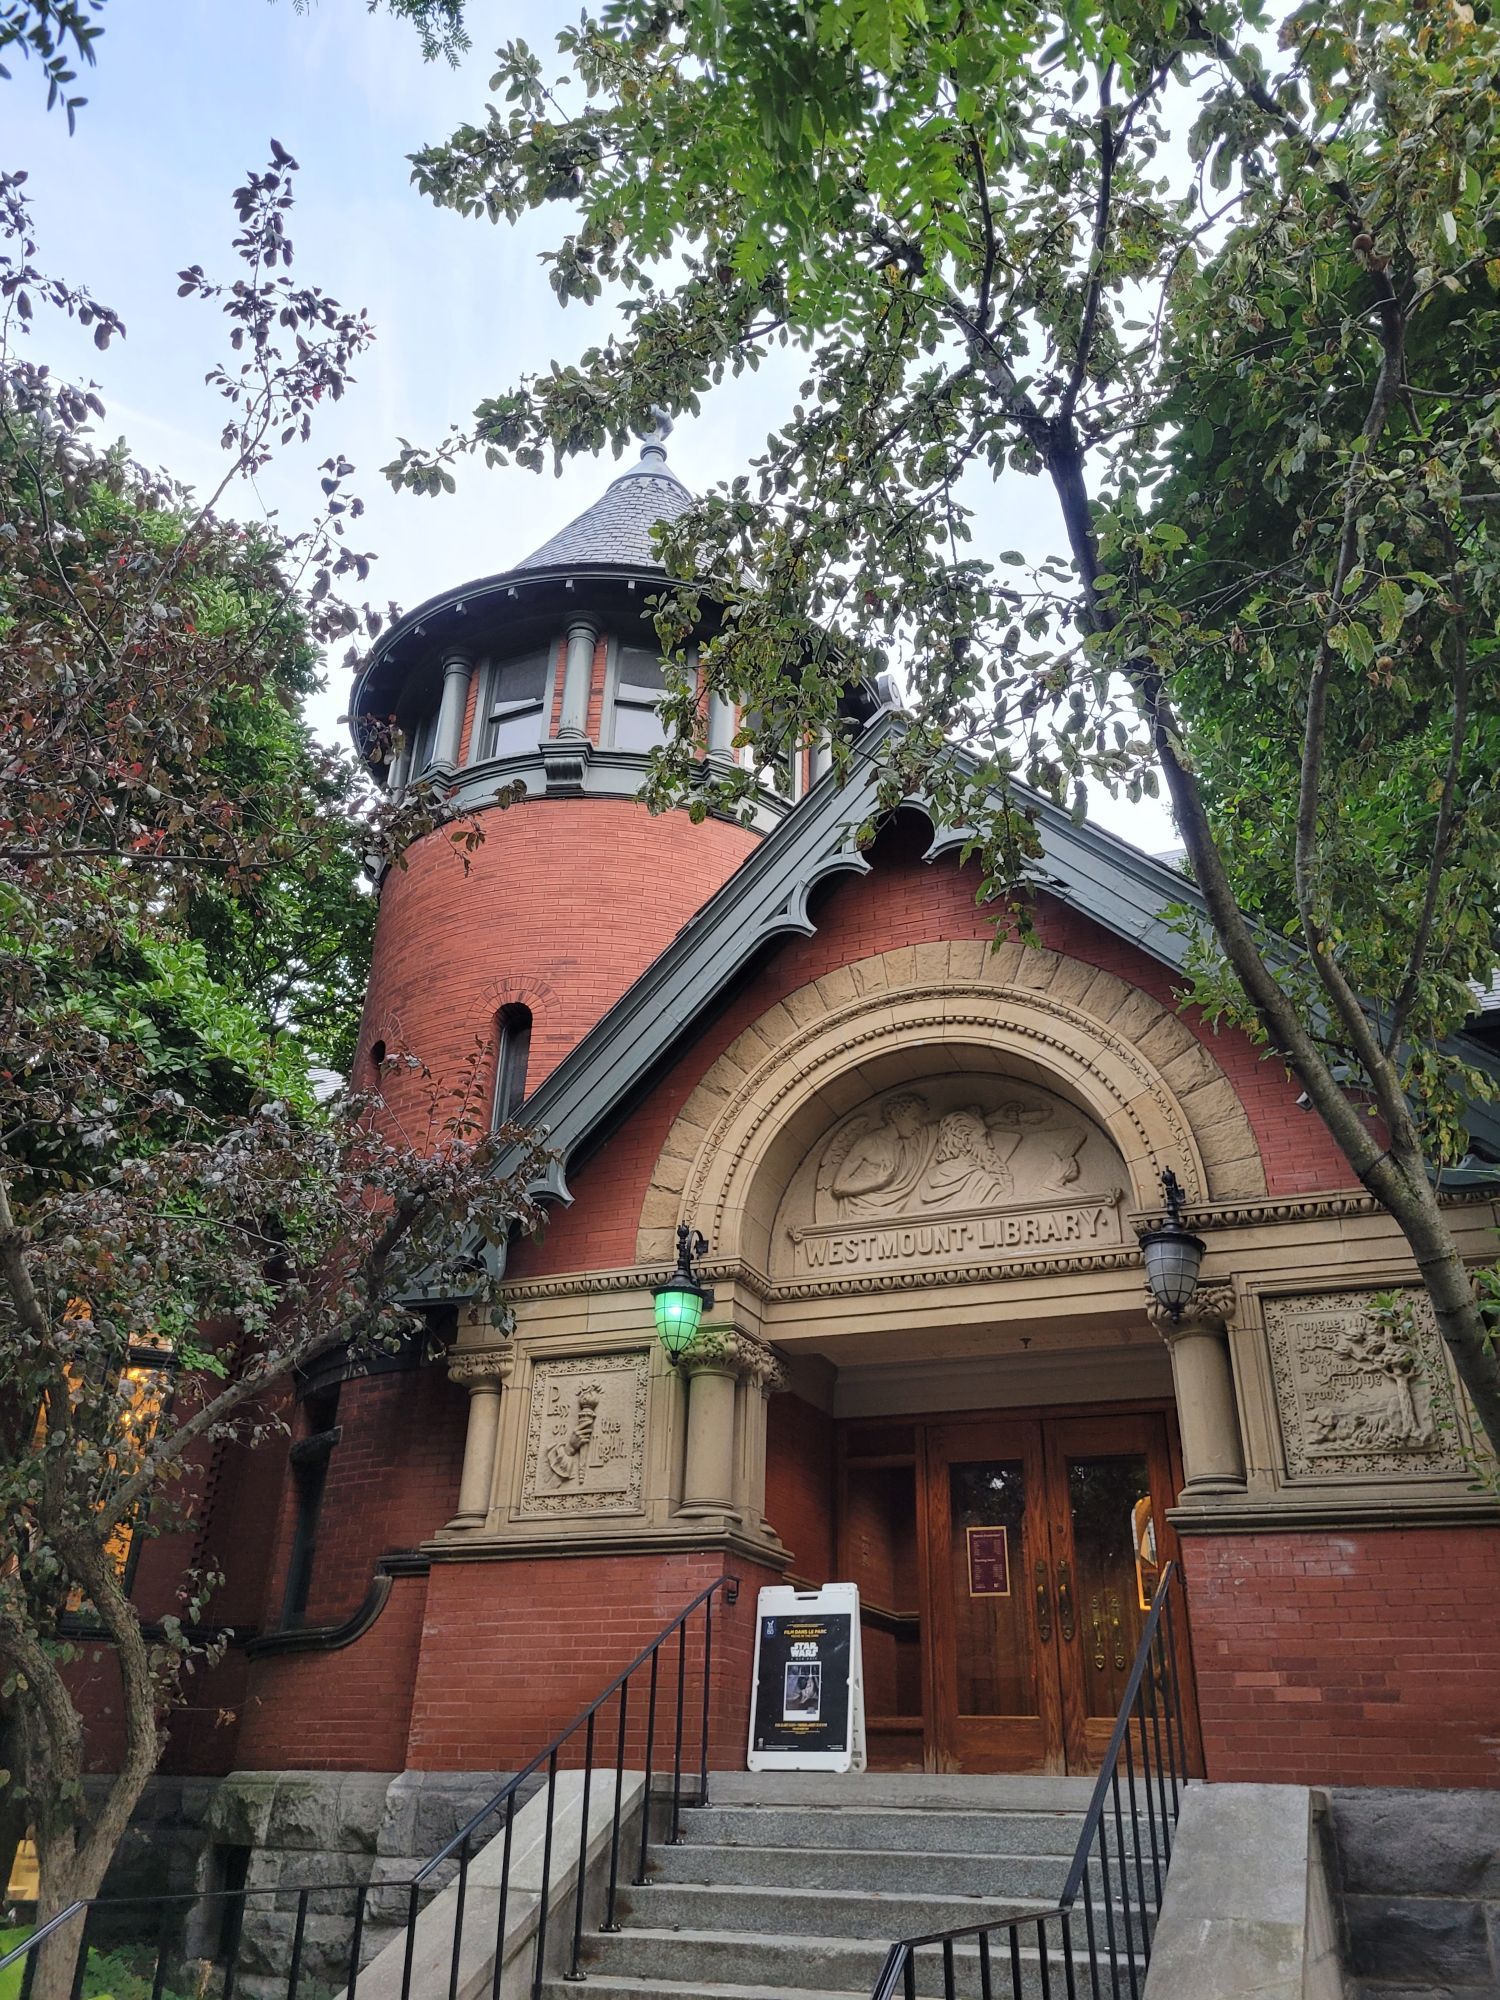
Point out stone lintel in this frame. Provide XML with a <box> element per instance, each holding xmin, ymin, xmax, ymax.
<box><xmin>419</xmin><ymin>1525</ymin><xmax>792</xmax><ymax>1569</ymax></box>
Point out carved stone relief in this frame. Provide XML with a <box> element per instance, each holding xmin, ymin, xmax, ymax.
<box><xmin>772</xmin><ymin>1077</ymin><xmax>1129</xmax><ymax>1281</ymax></box>
<box><xmin>1265</xmin><ymin>1289</ymin><xmax>1465</xmax><ymax>1479</ymax></box>
<box><xmin>518</xmin><ymin>1351</ymin><xmax>649</xmax><ymax>1517</ymax></box>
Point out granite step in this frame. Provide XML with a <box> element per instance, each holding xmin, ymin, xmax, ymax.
<box><xmin>646</xmin><ymin>1839</ymin><xmax>1090</xmax><ymax>1899</ymax></box>
<box><xmin>563</xmin><ymin>1922</ymin><xmax>1133</xmax><ymax>1996</ymax></box>
<box><xmin>681</xmin><ymin>1804</ymin><xmax>1090</xmax><ymax>1856</ymax></box>
<box><xmin>613</xmin><ymin>1876</ymin><xmax>1055</xmax><ymax>1939</ymax></box>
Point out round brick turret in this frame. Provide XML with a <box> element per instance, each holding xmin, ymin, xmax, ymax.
<box><xmin>350</xmin><ymin>433</ymin><xmax>779</xmax><ymax>1134</ymax></box>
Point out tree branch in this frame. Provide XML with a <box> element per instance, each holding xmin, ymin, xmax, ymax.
<box><xmin>1388</xmin><ymin>591</ymin><xmax>1472</xmax><ymax>1054</ymax></box>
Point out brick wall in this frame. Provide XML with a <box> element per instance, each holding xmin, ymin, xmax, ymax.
<box><xmin>356</xmin><ymin>797</ymin><xmax>759</xmax><ymax>1137</ymax></box>
<box><xmin>765</xmin><ymin>1393</ymin><xmax>836</xmax><ymax>1583</ymax></box>
<box><xmin>508</xmin><ymin>817</ymin><xmax>1354</xmax><ymax>1281</ymax></box>
<box><xmin>232</xmin><ymin>1571</ymin><xmax>431</xmax><ymax>1773</ymax></box>
<box><xmin>249</xmin><ymin>1367</ymin><xmax>468</xmax><ymax>1633</ymax></box>
<box><xmin>405</xmin><ymin>1551</ymin><xmax>782</xmax><ymax>1772</ymax></box>
<box><xmin>1185</xmin><ymin>1527</ymin><xmax>1500</xmax><ymax>1788</ymax></box>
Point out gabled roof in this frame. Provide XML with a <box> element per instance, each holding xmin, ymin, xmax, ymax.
<box><xmin>492</xmin><ymin>710</ymin><xmax>1500</xmax><ymax>1234</ymax></box>
<box><xmin>513</xmin><ymin>440</ymin><xmax>693</xmax><ymax>573</ymax></box>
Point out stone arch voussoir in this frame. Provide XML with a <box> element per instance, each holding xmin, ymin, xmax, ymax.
<box><xmin>635</xmin><ymin>941</ymin><xmax>1266</xmax><ymax>1267</ymax></box>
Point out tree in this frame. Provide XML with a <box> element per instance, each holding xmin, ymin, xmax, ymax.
<box><xmin>1</xmin><ymin>0</ymin><xmax>469</xmax><ymax>129</ymax></box>
<box><xmin>392</xmin><ymin>0</ymin><xmax>1500</xmax><ymax>1452</ymax></box>
<box><xmin>0</xmin><ymin>156</ymin><xmax>538</xmax><ymax>2000</ymax></box>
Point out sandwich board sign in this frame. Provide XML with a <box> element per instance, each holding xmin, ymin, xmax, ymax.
<box><xmin>747</xmin><ymin>1582</ymin><xmax>866</xmax><ymax>1773</ymax></box>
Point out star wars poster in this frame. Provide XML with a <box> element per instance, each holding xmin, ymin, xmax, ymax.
<box><xmin>747</xmin><ymin>1584</ymin><xmax>866</xmax><ymax>1771</ymax></box>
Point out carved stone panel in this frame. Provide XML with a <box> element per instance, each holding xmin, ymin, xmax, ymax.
<box><xmin>772</xmin><ymin>1076</ymin><xmax>1129</xmax><ymax>1281</ymax></box>
<box><xmin>518</xmin><ymin>1351</ymin><xmax>649</xmax><ymax>1518</ymax></box>
<box><xmin>1265</xmin><ymin>1289</ymin><xmax>1466</xmax><ymax>1480</ymax></box>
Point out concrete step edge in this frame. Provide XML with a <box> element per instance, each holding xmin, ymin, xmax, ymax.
<box><xmin>545</xmin><ymin>1983</ymin><xmax>877</xmax><ymax>1999</ymax></box>
<box><xmin>693</xmin><ymin>1804</ymin><xmax>1087</xmax><ymax>1821</ymax></box>
<box><xmin>662</xmin><ymin>1842</ymin><xmax>1099</xmax><ymax>1864</ymax></box>
<box><xmin>625</xmin><ymin>1880</ymin><xmax>1058</xmax><ymax>1911</ymax></box>
<box><xmin>593</xmin><ymin>1923</ymin><xmax>1142</xmax><ymax>1960</ymax></box>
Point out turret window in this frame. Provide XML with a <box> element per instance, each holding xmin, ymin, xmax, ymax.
<box><xmin>484</xmin><ymin>649</ymin><xmax>551</xmax><ymax>759</ymax></box>
<box><xmin>492</xmin><ymin>1003</ymin><xmax>533</xmax><ymax>1130</ymax></box>
<box><xmin>609</xmin><ymin>643</ymin><xmax>668</xmax><ymax>753</ymax></box>
<box><xmin>407</xmin><ymin>708</ymin><xmax>440</xmax><ymax>777</ymax></box>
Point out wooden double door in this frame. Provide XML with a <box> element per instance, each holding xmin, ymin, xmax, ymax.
<box><xmin>839</xmin><ymin>1406</ymin><xmax>1197</xmax><ymax>1775</ymax></box>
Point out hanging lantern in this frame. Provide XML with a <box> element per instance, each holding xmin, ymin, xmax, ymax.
<box><xmin>1139</xmin><ymin>1169</ymin><xmax>1206</xmax><ymax>1318</ymax></box>
<box><xmin>652</xmin><ymin>1224</ymin><xmax>714</xmax><ymax>1363</ymax></box>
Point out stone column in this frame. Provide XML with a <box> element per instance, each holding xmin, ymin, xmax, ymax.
<box><xmin>677</xmin><ymin>1329</ymin><xmax>785</xmax><ymax>1520</ymax></box>
<box><xmin>446</xmin><ymin>1343</ymin><xmax>514</xmax><ymax>1529</ymax></box>
<box><xmin>1148</xmin><ymin>1285</ymin><xmax>1245</xmax><ymax>1495</ymax></box>
<box><xmin>433</xmin><ymin>649</ymin><xmax>474</xmax><ymax>768</ymax></box>
<box><xmin>809</xmin><ymin>734</ymin><xmax>834</xmax><ymax>782</ymax></box>
<box><xmin>557</xmin><ymin>619</ymin><xmax>597</xmax><ymax>740</ymax></box>
<box><xmin>706</xmin><ymin>689</ymin><xmax>735</xmax><ymax>762</ymax></box>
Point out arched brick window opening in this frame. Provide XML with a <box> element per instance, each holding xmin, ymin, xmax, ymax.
<box><xmin>491</xmin><ymin>1003</ymin><xmax>533</xmax><ymax>1131</ymax></box>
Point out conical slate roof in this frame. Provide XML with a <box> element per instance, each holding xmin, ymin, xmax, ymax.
<box><xmin>514</xmin><ymin>437</ymin><xmax>693</xmax><ymax>573</ymax></box>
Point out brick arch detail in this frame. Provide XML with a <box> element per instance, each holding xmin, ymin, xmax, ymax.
<box><xmin>477</xmin><ymin>975</ymin><xmax>561</xmax><ymax>1030</ymax></box>
<box><xmin>635</xmin><ymin>940</ymin><xmax>1266</xmax><ymax>1268</ymax></box>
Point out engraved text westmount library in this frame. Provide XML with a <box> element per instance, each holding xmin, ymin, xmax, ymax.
<box><xmin>787</xmin><ymin>1195</ymin><xmax>1123</xmax><ymax>1275</ymax></box>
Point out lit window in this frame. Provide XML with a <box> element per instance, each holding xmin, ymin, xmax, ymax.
<box><xmin>612</xmin><ymin>645</ymin><xmax>667</xmax><ymax>752</ymax></box>
<box><xmin>36</xmin><ymin>1322</ymin><xmax>176</xmax><ymax>1604</ymax></box>
<box><xmin>492</xmin><ymin>1004</ymin><xmax>533</xmax><ymax>1131</ymax></box>
<box><xmin>485</xmin><ymin>650</ymin><xmax>550</xmax><ymax>759</ymax></box>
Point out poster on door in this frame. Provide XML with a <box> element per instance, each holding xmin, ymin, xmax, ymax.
<box><xmin>747</xmin><ymin>1583</ymin><xmax>867</xmax><ymax>1773</ymax></box>
<box><xmin>966</xmin><ymin>1525</ymin><xmax>1011</xmax><ymax>1596</ymax></box>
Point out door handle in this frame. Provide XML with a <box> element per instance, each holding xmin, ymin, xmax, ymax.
<box><xmin>1108</xmin><ymin>1589</ymin><xmax>1127</xmax><ymax>1672</ymax></box>
<box><xmin>1034</xmin><ymin>1559</ymin><xmax>1053</xmax><ymax>1643</ymax></box>
<box><xmin>1057</xmin><ymin>1558</ymin><xmax>1076</xmax><ymax>1642</ymax></box>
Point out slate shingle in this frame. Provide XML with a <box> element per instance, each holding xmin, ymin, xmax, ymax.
<box><xmin>513</xmin><ymin>445</ymin><xmax>694</xmax><ymax>573</ymax></box>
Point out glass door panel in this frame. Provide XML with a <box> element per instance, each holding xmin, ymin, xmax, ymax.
<box><xmin>948</xmin><ymin>1461</ymin><xmax>1034</xmax><ymax>1717</ymax></box>
<box><xmin>1044</xmin><ymin>1412</ymin><xmax>1186</xmax><ymax>1772</ymax></box>
<box><xmin>924</xmin><ymin>1421</ymin><xmax>1062</xmax><ymax>1772</ymax></box>
<box><xmin>1064</xmin><ymin>1451</ymin><xmax>1153</xmax><ymax>1722</ymax></box>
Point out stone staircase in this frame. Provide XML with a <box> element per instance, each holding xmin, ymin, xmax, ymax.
<box><xmin>546</xmin><ymin>1773</ymin><xmax>1131</xmax><ymax>2000</ymax></box>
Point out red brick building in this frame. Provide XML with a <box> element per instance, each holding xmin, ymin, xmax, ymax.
<box><xmin>87</xmin><ymin>434</ymin><xmax>1500</xmax><ymax>1896</ymax></box>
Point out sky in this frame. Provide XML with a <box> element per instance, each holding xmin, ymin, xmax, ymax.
<box><xmin>5</xmin><ymin>0</ymin><xmax>1178</xmax><ymax>849</ymax></box>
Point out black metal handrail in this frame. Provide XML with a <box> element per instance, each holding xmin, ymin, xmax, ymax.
<box><xmin>869</xmin><ymin>1561</ymin><xmax>1189</xmax><ymax>2000</ymax></box>
<box><xmin>1</xmin><ymin>1574</ymin><xmax>738</xmax><ymax>2000</ymax></box>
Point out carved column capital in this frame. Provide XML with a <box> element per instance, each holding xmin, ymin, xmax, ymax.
<box><xmin>447</xmin><ymin>1342</ymin><xmax>515</xmax><ymax>1391</ymax></box>
<box><xmin>1146</xmin><ymin>1282</ymin><xmax>1236</xmax><ymax>1341</ymax></box>
<box><xmin>679</xmin><ymin>1329</ymin><xmax>787</xmax><ymax>1394</ymax></box>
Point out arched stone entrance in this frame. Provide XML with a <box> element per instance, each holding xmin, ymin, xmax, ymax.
<box><xmin>633</xmin><ymin>942</ymin><xmax>1256</xmax><ymax>1771</ymax></box>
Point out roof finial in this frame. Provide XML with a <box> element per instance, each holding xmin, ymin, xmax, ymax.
<box><xmin>638</xmin><ymin>406</ymin><xmax>674</xmax><ymax>465</ymax></box>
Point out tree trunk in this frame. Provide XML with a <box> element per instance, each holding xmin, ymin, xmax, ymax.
<box><xmin>1366</xmin><ymin>1153</ymin><xmax>1500</xmax><ymax>1451</ymax></box>
<box><xmin>30</xmin><ymin>1844</ymin><xmax>92</xmax><ymax>2000</ymax></box>
<box><xmin>0</xmin><ymin>1706</ymin><xmax>28</xmax><ymax>1916</ymax></box>
<box><xmin>1036</xmin><ymin>432</ymin><xmax>1500</xmax><ymax>1459</ymax></box>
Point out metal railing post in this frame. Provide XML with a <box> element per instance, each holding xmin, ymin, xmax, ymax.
<box><xmin>699</xmin><ymin>1590</ymin><xmax>715</xmax><ymax>1808</ymax></box>
<box><xmin>565</xmin><ymin>1711</ymin><xmax>597</xmax><ymax>1980</ymax></box>
<box><xmin>635</xmin><ymin>1646</ymin><xmax>660</xmax><ymax>1885</ymax></box>
<box><xmin>603</xmin><ymin>1679</ymin><xmax>629</xmax><ymax>1932</ymax></box>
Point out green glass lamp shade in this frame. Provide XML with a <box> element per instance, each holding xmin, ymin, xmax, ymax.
<box><xmin>653</xmin><ymin>1280</ymin><xmax>706</xmax><ymax>1357</ymax></box>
